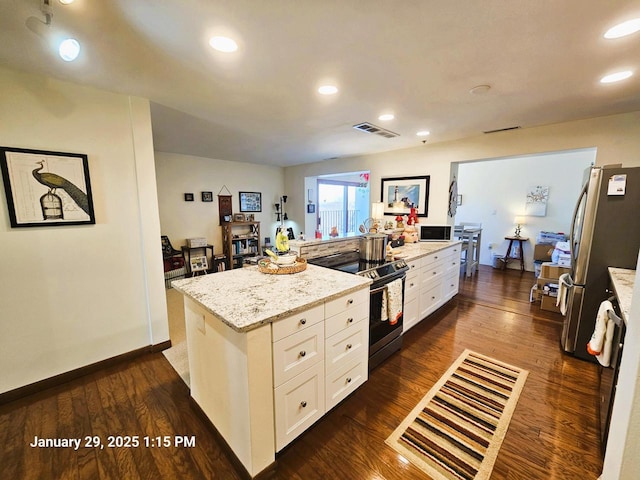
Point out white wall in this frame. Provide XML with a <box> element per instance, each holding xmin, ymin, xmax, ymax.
<box><xmin>0</xmin><ymin>67</ymin><xmax>167</xmax><ymax>394</ymax></box>
<box><xmin>284</xmin><ymin>111</ymin><xmax>640</xmax><ymax>238</ymax></box>
<box><xmin>154</xmin><ymin>152</ymin><xmax>284</xmax><ymax>252</ymax></box>
<box><xmin>456</xmin><ymin>149</ymin><xmax>595</xmax><ymax>271</ymax></box>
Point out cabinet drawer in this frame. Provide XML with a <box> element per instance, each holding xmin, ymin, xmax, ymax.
<box><xmin>274</xmin><ymin>361</ymin><xmax>325</xmax><ymax>451</ymax></box>
<box><xmin>443</xmin><ymin>271</ymin><xmax>460</xmax><ymax>299</ymax></box>
<box><xmin>419</xmin><ymin>281</ymin><xmax>442</xmax><ymax>319</ymax></box>
<box><xmin>406</xmin><ymin>259</ymin><xmax>421</xmax><ymax>275</ymax></box>
<box><xmin>272</xmin><ymin>304</ymin><xmax>324</xmax><ymax>342</ymax></box>
<box><xmin>325</xmin><ymin>303</ymin><xmax>369</xmax><ymax>338</ymax></box>
<box><xmin>326</xmin><ymin>359</ymin><xmax>367</xmax><ymax>411</ymax></box>
<box><xmin>325</xmin><ymin>320</ymin><xmax>368</xmax><ymax>374</ymax></box>
<box><xmin>273</xmin><ymin>323</ymin><xmax>324</xmax><ymax>387</ymax></box>
<box><xmin>404</xmin><ymin>275</ymin><xmax>420</xmax><ymax>303</ymax></box>
<box><xmin>421</xmin><ymin>261</ymin><xmax>445</xmax><ymax>287</ymax></box>
<box><xmin>325</xmin><ymin>289</ymin><xmax>368</xmax><ymax>318</ymax></box>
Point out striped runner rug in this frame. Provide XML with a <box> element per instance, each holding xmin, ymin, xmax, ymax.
<box><xmin>385</xmin><ymin>349</ymin><xmax>528</xmax><ymax>480</ymax></box>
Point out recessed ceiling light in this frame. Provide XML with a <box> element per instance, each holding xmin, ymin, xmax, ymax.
<box><xmin>209</xmin><ymin>36</ymin><xmax>238</xmax><ymax>53</ymax></box>
<box><xmin>378</xmin><ymin>114</ymin><xmax>394</xmax><ymax>121</ymax></box>
<box><xmin>416</xmin><ymin>130</ymin><xmax>430</xmax><ymax>136</ymax></box>
<box><xmin>59</xmin><ymin>38</ymin><xmax>80</xmax><ymax>61</ymax></box>
<box><xmin>59</xmin><ymin>0</ymin><xmax>74</xmax><ymax>4</ymax></box>
<box><xmin>604</xmin><ymin>18</ymin><xmax>640</xmax><ymax>39</ymax></box>
<box><xmin>600</xmin><ymin>70</ymin><xmax>633</xmax><ymax>83</ymax></box>
<box><xmin>318</xmin><ymin>85</ymin><xmax>338</xmax><ymax>95</ymax></box>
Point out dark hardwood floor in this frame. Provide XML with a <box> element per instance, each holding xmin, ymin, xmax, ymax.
<box><xmin>0</xmin><ymin>266</ymin><xmax>603</xmax><ymax>479</ymax></box>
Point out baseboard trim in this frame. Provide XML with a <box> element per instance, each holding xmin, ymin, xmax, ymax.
<box><xmin>189</xmin><ymin>397</ymin><xmax>277</xmax><ymax>480</ymax></box>
<box><xmin>0</xmin><ymin>340</ymin><xmax>172</xmax><ymax>405</ymax></box>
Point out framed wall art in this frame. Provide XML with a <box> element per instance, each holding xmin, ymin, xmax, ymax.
<box><xmin>0</xmin><ymin>146</ymin><xmax>95</xmax><ymax>228</ymax></box>
<box><xmin>184</xmin><ymin>193</ymin><xmax>194</xmax><ymax>202</ymax></box>
<box><xmin>380</xmin><ymin>175</ymin><xmax>430</xmax><ymax>217</ymax></box>
<box><xmin>201</xmin><ymin>191</ymin><xmax>213</xmax><ymax>202</ymax></box>
<box><xmin>525</xmin><ymin>185</ymin><xmax>549</xmax><ymax>216</ymax></box>
<box><xmin>239</xmin><ymin>191</ymin><xmax>262</xmax><ymax>212</ymax></box>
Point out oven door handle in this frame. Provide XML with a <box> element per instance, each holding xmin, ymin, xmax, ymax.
<box><xmin>370</xmin><ymin>284</ymin><xmax>389</xmax><ymax>295</ymax></box>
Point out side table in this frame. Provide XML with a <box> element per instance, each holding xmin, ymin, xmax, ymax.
<box><xmin>504</xmin><ymin>236</ymin><xmax>528</xmax><ymax>272</ymax></box>
<box><xmin>182</xmin><ymin>244</ymin><xmax>214</xmax><ymax>276</ymax></box>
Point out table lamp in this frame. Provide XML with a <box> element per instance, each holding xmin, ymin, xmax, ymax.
<box><xmin>514</xmin><ymin>216</ymin><xmax>526</xmax><ymax>237</ymax></box>
<box><xmin>371</xmin><ymin>202</ymin><xmax>384</xmax><ymax>232</ymax></box>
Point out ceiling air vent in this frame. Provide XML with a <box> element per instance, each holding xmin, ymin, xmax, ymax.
<box><xmin>483</xmin><ymin>126</ymin><xmax>521</xmax><ymax>134</ymax></box>
<box><xmin>353</xmin><ymin>122</ymin><xmax>400</xmax><ymax>139</ymax></box>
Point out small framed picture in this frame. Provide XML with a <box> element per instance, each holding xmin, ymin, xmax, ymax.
<box><xmin>307</xmin><ymin>204</ymin><xmax>316</xmax><ymax>213</ymax></box>
<box><xmin>201</xmin><ymin>191</ymin><xmax>213</xmax><ymax>202</ymax></box>
<box><xmin>184</xmin><ymin>193</ymin><xmax>194</xmax><ymax>202</ymax></box>
<box><xmin>190</xmin><ymin>255</ymin><xmax>208</xmax><ymax>272</ymax></box>
<box><xmin>233</xmin><ymin>213</ymin><xmax>245</xmax><ymax>222</ymax></box>
<box><xmin>245</xmin><ymin>213</ymin><xmax>255</xmax><ymax>221</ymax></box>
<box><xmin>239</xmin><ymin>191</ymin><xmax>262</xmax><ymax>212</ymax></box>
<box><xmin>223</xmin><ymin>214</ymin><xmax>232</xmax><ymax>223</ymax></box>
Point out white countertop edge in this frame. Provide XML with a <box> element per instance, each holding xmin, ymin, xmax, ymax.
<box><xmin>172</xmin><ymin>266</ymin><xmax>372</xmax><ymax>333</ymax></box>
<box><xmin>608</xmin><ymin>267</ymin><xmax>636</xmax><ymax>324</ymax></box>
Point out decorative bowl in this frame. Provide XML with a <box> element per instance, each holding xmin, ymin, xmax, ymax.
<box><xmin>275</xmin><ymin>254</ymin><xmax>297</xmax><ymax>265</ymax></box>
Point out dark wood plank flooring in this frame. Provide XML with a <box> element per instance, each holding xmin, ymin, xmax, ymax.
<box><xmin>0</xmin><ymin>266</ymin><xmax>603</xmax><ymax>479</ymax></box>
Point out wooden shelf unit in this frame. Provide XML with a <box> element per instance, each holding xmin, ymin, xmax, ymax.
<box><xmin>222</xmin><ymin>221</ymin><xmax>261</xmax><ymax>269</ymax></box>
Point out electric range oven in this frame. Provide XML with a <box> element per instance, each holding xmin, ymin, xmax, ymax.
<box><xmin>307</xmin><ymin>251</ymin><xmax>409</xmax><ymax>370</ymax></box>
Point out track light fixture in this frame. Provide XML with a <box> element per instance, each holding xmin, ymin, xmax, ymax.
<box><xmin>25</xmin><ymin>0</ymin><xmax>81</xmax><ymax>62</ymax></box>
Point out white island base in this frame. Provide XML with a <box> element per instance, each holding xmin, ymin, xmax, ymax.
<box><xmin>185</xmin><ymin>297</ymin><xmax>275</xmax><ymax>477</ymax></box>
<box><xmin>173</xmin><ymin>265</ymin><xmax>371</xmax><ymax>478</ymax></box>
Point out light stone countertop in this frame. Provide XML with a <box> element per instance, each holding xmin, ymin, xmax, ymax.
<box><xmin>390</xmin><ymin>240</ymin><xmax>462</xmax><ymax>262</ymax></box>
<box><xmin>608</xmin><ymin>267</ymin><xmax>636</xmax><ymax>324</ymax></box>
<box><xmin>172</xmin><ymin>264</ymin><xmax>372</xmax><ymax>333</ymax></box>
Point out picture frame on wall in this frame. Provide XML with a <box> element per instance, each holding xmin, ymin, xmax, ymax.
<box><xmin>184</xmin><ymin>193</ymin><xmax>194</xmax><ymax>202</ymax></box>
<box><xmin>239</xmin><ymin>191</ymin><xmax>262</xmax><ymax>212</ymax></box>
<box><xmin>0</xmin><ymin>146</ymin><xmax>96</xmax><ymax>228</ymax></box>
<box><xmin>381</xmin><ymin>175</ymin><xmax>430</xmax><ymax>217</ymax></box>
<box><xmin>201</xmin><ymin>191</ymin><xmax>213</xmax><ymax>202</ymax></box>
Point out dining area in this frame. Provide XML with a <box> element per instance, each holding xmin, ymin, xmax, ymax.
<box><xmin>454</xmin><ymin>223</ymin><xmax>482</xmax><ymax>277</ymax></box>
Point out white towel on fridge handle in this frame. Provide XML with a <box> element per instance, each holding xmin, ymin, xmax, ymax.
<box><xmin>556</xmin><ymin>273</ymin><xmax>573</xmax><ymax>315</ymax></box>
<box><xmin>587</xmin><ymin>300</ymin><xmax>614</xmax><ymax>357</ymax></box>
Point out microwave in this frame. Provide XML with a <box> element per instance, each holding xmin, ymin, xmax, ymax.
<box><xmin>419</xmin><ymin>225</ymin><xmax>452</xmax><ymax>241</ymax></box>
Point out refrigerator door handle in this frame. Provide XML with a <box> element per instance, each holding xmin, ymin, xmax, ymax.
<box><xmin>569</xmin><ymin>181</ymin><xmax>588</xmax><ymax>275</ymax></box>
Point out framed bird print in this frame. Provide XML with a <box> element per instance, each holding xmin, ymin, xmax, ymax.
<box><xmin>0</xmin><ymin>146</ymin><xmax>95</xmax><ymax>228</ymax></box>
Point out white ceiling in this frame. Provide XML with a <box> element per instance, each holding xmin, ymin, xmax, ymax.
<box><xmin>1</xmin><ymin>0</ymin><xmax>640</xmax><ymax>167</ymax></box>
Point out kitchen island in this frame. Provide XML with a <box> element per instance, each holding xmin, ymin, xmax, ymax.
<box><xmin>172</xmin><ymin>265</ymin><xmax>371</xmax><ymax>478</ymax></box>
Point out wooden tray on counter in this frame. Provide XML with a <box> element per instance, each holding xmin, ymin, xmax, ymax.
<box><xmin>258</xmin><ymin>257</ymin><xmax>307</xmax><ymax>275</ymax></box>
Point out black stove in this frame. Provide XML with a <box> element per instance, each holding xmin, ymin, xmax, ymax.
<box><xmin>307</xmin><ymin>251</ymin><xmax>408</xmax><ymax>370</ymax></box>
<box><xmin>308</xmin><ymin>250</ymin><xmax>408</xmax><ymax>282</ymax></box>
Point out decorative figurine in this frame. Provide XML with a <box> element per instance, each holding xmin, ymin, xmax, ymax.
<box><xmin>395</xmin><ymin>215</ymin><xmax>404</xmax><ymax>229</ymax></box>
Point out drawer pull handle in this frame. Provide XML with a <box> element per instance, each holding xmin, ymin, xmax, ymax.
<box><xmin>348</xmin><ymin>317</ymin><xmax>354</xmax><ymax>323</ymax></box>
<box><xmin>432</xmin><ymin>296</ymin><xmax>436</xmax><ymax>300</ymax></box>
<box><xmin>299</xmin><ymin>318</ymin><xmax>306</xmax><ymax>325</ymax></box>
<box><xmin>348</xmin><ymin>299</ymin><xmax>354</xmax><ymax>305</ymax></box>
<box><xmin>346</xmin><ymin>343</ymin><xmax>352</xmax><ymax>350</ymax></box>
<box><xmin>300</xmin><ymin>401</ymin><xmax>307</xmax><ymax>408</ymax></box>
<box><xmin>299</xmin><ymin>350</ymin><xmax>306</xmax><ymax>357</ymax></box>
<box><xmin>346</xmin><ymin>377</ymin><xmax>352</xmax><ymax>383</ymax></box>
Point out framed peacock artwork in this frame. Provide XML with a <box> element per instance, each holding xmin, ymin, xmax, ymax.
<box><xmin>0</xmin><ymin>146</ymin><xmax>95</xmax><ymax>228</ymax></box>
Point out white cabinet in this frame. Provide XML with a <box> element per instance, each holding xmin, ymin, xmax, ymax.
<box><xmin>272</xmin><ymin>289</ymin><xmax>369</xmax><ymax>451</ymax></box>
<box><xmin>404</xmin><ymin>244</ymin><xmax>461</xmax><ymax>333</ymax></box>
<box><xmin>274</xmin><ymin>361</ymin><xmax>325</xmax><ymax>451</ymax></box>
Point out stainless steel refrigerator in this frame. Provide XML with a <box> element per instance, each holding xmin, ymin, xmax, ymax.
<box><xmin>562</xmin><ymin>166</ymin><xmax>640</xmax><ymax>360</ymax></box>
